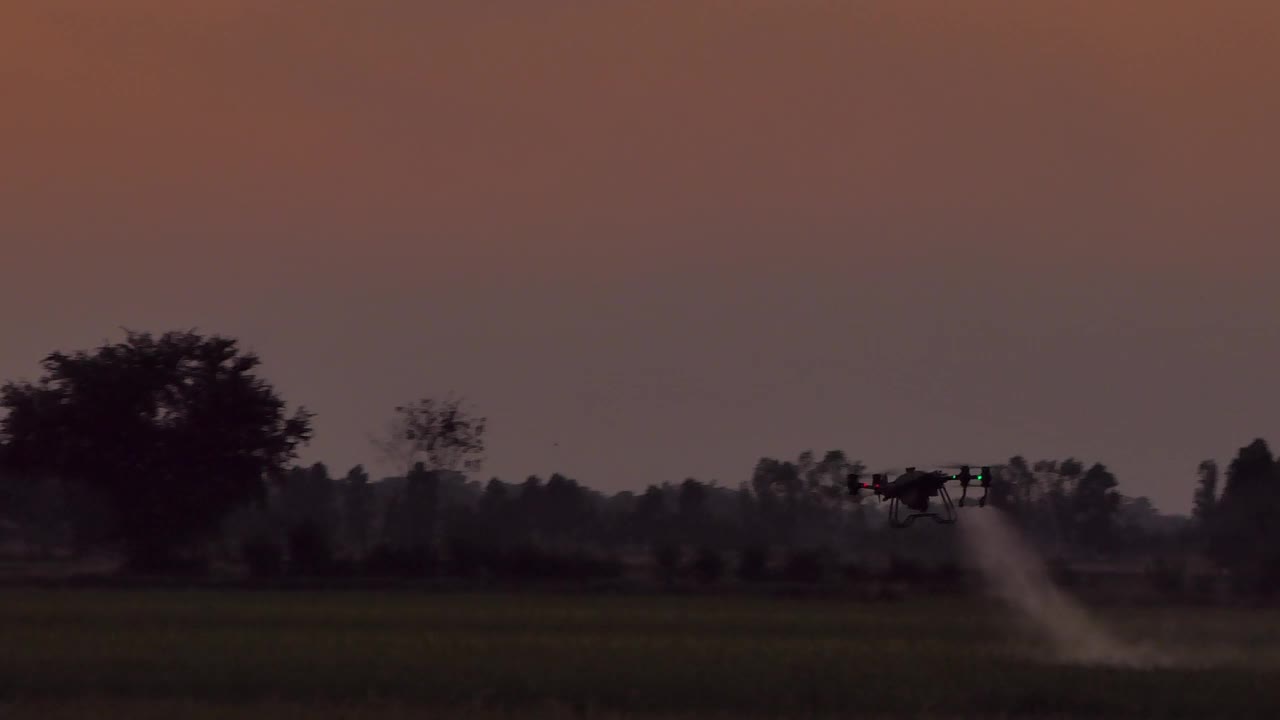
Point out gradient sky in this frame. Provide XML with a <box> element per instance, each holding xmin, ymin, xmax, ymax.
<box><xmin>3</xmin><ymin>1</ymin><xmax>1278</xmax><ymax>513</ymax></box>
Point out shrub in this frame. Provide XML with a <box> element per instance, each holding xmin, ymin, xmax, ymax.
<box><xmin>1145</xmin><ymin>556</ymin><xmax>1186</xmax><ymax>596</ymax></box>
<box><xmin>287</xmin><ymin>520</ymin><xmax>334</xmax><ymax>576</ymax></box>
<box><xmin>362</xmin><ymin>543</ymin><xmax>437</xmax><ymax>577</ymax></box>
<box><xmin>447</xmin><ymin>536</ymin><xmax>497</xmax><ymax>578</ymax></box>
<box><xmin>841</xmin><ymin>561</ymin><xmax>868</xmax><ymax>582</ymax></box>
<box><xmin>883</xmin><ymin>554</ymin><xmax>922</xmax><ymax>583</ymax></box>
<box><xmin>737</xmin><ymin>545</ymin><xmax>769</xmax><ymax>582</ymax></box>
<box><xmin>472</xmin><ymin>543</ymin><xmax>624</xmax><ymax>582</ymax></box>
<box><xmin>241</xmin><ymin>533</ymin><xmax>283</xmax><ymax>578</ymax></box>
<box><xmin>692</xmin><ymin>547</ymin><xmax>726</xmax><ymax>584</ymax></box>
<box><xmin>782</xmin><ymin>549</ymin><xmax>827</xmax><ymax>584</ymax></box>
<box><xmin>653</xmin><ymin>544</ymin><xmax>682</xmax><ymax>583</ymax></box>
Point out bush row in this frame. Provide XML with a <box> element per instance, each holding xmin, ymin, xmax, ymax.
<box><xmin>242</xmin><ymin>529</ymin><xmax>972</xmax><ymax>590</ymax></box>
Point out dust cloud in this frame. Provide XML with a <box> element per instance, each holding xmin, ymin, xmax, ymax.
<box><xmin>958</xmin><ymin>509</ymin><xmax>1168</xmax><ymax>667</ymax></box>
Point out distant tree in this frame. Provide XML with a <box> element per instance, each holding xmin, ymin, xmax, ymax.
<box><xmin>1117</xmin><ymin>496</ymin><xmax>1159</xmax><ymax>529</ymax></box>
<box><xmin>240</xmin><ymin>532</ymin><xmax>283</xmax><ymax>578</ymax></box>
<box><xmin>341</xmin><ymin>465</ymin><xmax>374</xmax><ymax>555</ymax></box>
<box><xmin>1059</xmin><ymin>459</ymin><xmax>1085</xmax><ymax>479</ymax></box>
<box><xmin>1113</xmin><ymin>495</ymin><xmax>1162</xmax><ymax>553</ymax></box>
<box><xmin>277</xmin><ymin>462</ymin><xmax>337</xmax><ymax>541</ymax></box>
<box><xmin>734</xmin><ymin>483</ymin><xmax>760</xmax><ymax>544</ymax></box>
<box><xmin>598</xmin><ymin>489</ymin><xmax>636</xmax><ymax>547</ymax></box>
<box><xmin>632</xmin><ymin>485</ymin><xmax>669</xmax><ymax>543</ymax></box>
<box><xmin>692</xmin><ymin>546</ymin><xmax>725</xmax><ymax>583</ymax></box>
<box><xmin>376</xmin><ymin>395</ymin><xmax>486</xmax><ymax>474</ymax></box>
<box><xmin>652</xmin><ymin>543</ymin><xmax>681</xmax><ymax>584</ymax></box>
<box><xmin>748</xmin><ymin>460</ymin><xmax>778</xmax><ymax>522</ymax></box>
<box><xmin>514</xmin><ymin>475</ymin><xmax>546</xmax><ymax>541</ymax></box>
<box><xmin>782</xmin><ymin>547</ymin><xmax>828</xmax><ymax>583</ymax></box>
<box><xmin>0</xmin><ymin>472</ymin><xmax>71</xmax><ymax>558</ymax></box>
<box><xmin>372</xmin><ymin>396</ymin><xmax>483</xmax><ymax>555</ymax></box>
<box><xmin>676</xmin><ymin>478</ymin><xmax>711</xmax><ymax>544</ymax></box>
<box><xmin>803</xmin><ymin>450</ymin><xmax>862</xmax><ymax>542</ymax></box>
<box><xmin>1071</xmin><ymin>463</ymin><xmax>1120</xmax><ymax>552</ymax></box>
<box><xmin>542</xmin><ymin>473</ymin><xmax>593</xmax><ymax>543</ymax></box>
<box><xmin>287</xmin><ymin>517</ymin><xmax>334</xmax><ymax>575</ymax></box>
<box><xmin>1020</xmin><ymin>458</ymin><xmax>1079</xmax><ymax>551</ymax></box>
<box><xmin>990</xmin><ymin>456</ymin><xmax>1035</xmax><ymax>519</ymax></box>
<box><xmin>737</xmin><ymin>545</ymin><xmax>769</xmax><ymax>582</ymax></box>
<box><xmin>750</xmin><ymin>457</ymin><xmax>801</xmax><ymax>545</ymax></box>
<box><xmin>1191</xmin><ymin>460</ymin><xmax>1219</xmax><ymax>528</ymax></box>
<box><xmin>810</xmin><ymin>451</ymin><xmax>860</xmax><ymax>506</ymax></box>
<box><xmin>1053</xmin><ymin>459</ymin><xmax>1085</xmax><ymax>541</ymax></box>
<box><xmin>477</xmin><ymin>477</ymin><xmax>512</xmax><ymax>538</ymax></box>
<box><xmin>383</xmin><ymin>461</ymin><xmax>440</xmax><ymax>550</ymax></box>
<box><xmin>1208</xmin><ymin>439</ymin><xmax>1280</xmax><ymax>589</ymax></box>
<box><xmin>0</xmin><ymin>330</ymin><xmax>312</xmax><ymax>571</ymax></box>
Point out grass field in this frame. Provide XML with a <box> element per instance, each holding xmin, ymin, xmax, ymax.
<box><xmin>0</xmin><ymin>589</ymin><xmax>1278</xmax><ymax>718</ymax></box>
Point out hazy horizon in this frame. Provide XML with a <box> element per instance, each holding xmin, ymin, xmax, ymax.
<box><xmin>4</xmin><ymin>1</ymin><xmax>1279</xmax><ymax>513</ymax></box>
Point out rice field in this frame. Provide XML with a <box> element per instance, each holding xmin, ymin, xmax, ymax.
<box><xmin>0</xmin><ymin>589</ymin><xmax>1277</xmax><ymax>718</ymax></box>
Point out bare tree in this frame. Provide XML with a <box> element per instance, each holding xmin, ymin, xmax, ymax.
<box><xmin>374</xmin><ymin>395</ymin><xmax>487</xmax><ymax>474</ymax></box>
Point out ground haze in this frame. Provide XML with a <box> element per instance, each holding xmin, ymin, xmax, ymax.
<box><xmin>960</xmin><ymin>510</ymin><xmax>1166</xmax><ymax>667</ymax></box>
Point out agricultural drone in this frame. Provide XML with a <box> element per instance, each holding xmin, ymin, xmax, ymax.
<box><xmin>847</xmin><ymin>465</ymin><xmax>993</xmax><ymax>529</ymax></box>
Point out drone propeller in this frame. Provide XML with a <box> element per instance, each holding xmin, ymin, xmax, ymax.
<box><xmin>849</xmin><ymin>468</ymin><xmax>899</xmax><ymax>479</ymax></box>
<box><xmin>846</xmin><ymin>468</ymin><xmax>897</xmax><ymax>497</ymax></box>
<box><xmin>929</xmin><ymin>464</ymin><xmax>1001</xmax><ymax>507</ymax></box>
<box><xmin>933</xmin><ymin>461</ymin><xmax>1006</xmax><ymax>470</ymax></box>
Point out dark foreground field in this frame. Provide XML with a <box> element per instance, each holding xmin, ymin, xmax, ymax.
<box><xmin>0</xmin><ymin>590</ymin><xmax>1278</xmax><ymax>718</ymax></box>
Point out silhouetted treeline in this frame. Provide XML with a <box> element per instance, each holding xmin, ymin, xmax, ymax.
<box><xmin>1188</xmin><ymin>439</ymin><xmax>1280</xmax><ymax>594</ymax></box>
<box><xmin>0</xmin><ymin>449</ymin><xmax>1195</xmax><ymax>585</ymax></box>
<box><xmin>1</xmin><ymin>331</ymin><xmax>1276</xmax><ymax>597</ymax></box>
<box><xmin>987</xmin><ymin>457</ymin><xmax>1187</xmax><ymax>556</ymax></box>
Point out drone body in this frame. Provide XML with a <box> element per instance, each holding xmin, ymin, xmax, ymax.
<box><xmin>847</xmin><ymin>465</ymin><xmax>992</xmax><ymax>528</ymax></box>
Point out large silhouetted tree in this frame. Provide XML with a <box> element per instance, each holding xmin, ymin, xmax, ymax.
<box><xmin>1208</xmin><ymin>439</ymin><xmax>1280</xmax><ymax>589</ymax></box>
<box><xmin>0</xmin><ymin>330</ymin><xmax>312</xmax><ymax>570</ymax></box>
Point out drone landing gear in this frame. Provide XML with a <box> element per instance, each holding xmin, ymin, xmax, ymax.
<box><xmin>956</xmin><ymin>482</ymin><xmax>988</xmax><ymax>508</ymax></box>
<box><xmin>955</xmin><ymin>467</ymin><xmax>992</xmax><ymax>508</ymax></box>
<box><xmin>887</xmin><ymin>486</ymin><xmax>958</xmax><ymax>528</ymax></box>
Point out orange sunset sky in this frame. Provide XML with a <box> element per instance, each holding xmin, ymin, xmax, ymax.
<box><xmin>2</xmin><ymin>1</ymin><xmax>1278</xmax><ymax>512</ymax></box>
